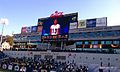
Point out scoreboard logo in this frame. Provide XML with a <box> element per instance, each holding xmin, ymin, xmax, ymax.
<box><xmin>50</xmin><ymin>11</ymin><xmax>63</xmax><ymax>18</ymax></box>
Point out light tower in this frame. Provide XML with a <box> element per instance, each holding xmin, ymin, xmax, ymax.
<box><xmin>0</xmin><ymin>18</ymin><xmax>9</xmax><ymax>47</ymax></box>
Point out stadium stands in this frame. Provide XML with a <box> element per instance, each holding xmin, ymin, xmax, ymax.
<box><xmin>0</xmin><ymin>57</ymin><xmax>89</xmax><ymax>72</ymax></box>
<box><xmin>0</xmin><ymin>51</ymin><xmax>7</xmax><ymax>60</ymax></box>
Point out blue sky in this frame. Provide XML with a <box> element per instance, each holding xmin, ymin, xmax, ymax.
<box><xmin>0</xmin><ymin>0</ymin><xmax>120</xmax><ymax>35</ymax></box>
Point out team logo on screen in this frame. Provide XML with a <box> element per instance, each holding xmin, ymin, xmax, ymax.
<box><xmin>50</xmin><ymin>11</ymin><xmax>63</xmax><ymax>18</ymax></box>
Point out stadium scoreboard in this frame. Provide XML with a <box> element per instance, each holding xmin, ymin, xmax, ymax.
<box><xmin>38</xmin><ymin>12</ymin><xmax>78</xmax><ymax>42</ymax></box>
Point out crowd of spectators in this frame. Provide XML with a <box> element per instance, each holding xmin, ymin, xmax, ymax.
<box><xmin>0</xmin><ymin>57</ymin><xmax>88</xmax><ymax>72</ymax></box>
<box><xmin>0</xmin><ymin>51</ymin><xmax>117</xmax><ymax>72</ymax></box>
<box><xmin>0</xmin><ymin>51</ymin><xmax>7</xmax><ymax>59</ymax></box>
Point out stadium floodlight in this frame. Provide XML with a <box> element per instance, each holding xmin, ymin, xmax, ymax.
<box><xmin>0</xmin><ymin>18</ymin><xmax>9</xmax><ymax>47</ymax></box>
<box><xmin>0</xmin><ymin>18</ymin><xmax>9</xmax><ymax>25</ymax></box>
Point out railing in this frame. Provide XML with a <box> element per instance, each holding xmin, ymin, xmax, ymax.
<box><xmin>3</xmin><ymin>47</ymin><xmax>120</xmax><ymax>54</ymax></box>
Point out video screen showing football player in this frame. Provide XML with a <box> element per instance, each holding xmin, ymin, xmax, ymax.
<box><xmin>50</xmin><ymin>19</ymin><xmax>60</xmax><ymax>35</ymax></box>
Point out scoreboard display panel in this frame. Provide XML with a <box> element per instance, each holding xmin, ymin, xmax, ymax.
<box><xmin>38</xmin><ymin>13</ymin><xmax>78</xmax><ymax>42</ymax></box>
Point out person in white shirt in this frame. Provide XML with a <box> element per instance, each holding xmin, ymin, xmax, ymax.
<box><xmin>20</xmin><ymin>66</ymin><xmax>26</xmax><ymax>72</ymax></box>
<box><xmin>8</xmin><ymin>64</ymin><xmax>13</xmax><ymax>70</ymax></box>
<box><xmin>14</xmin><ymin>65</ymin><xmax>19</xmax><ymax>71</ymax></box>
<box><xmin>50</xmin><ymin>19</ymin><xmax>60</xmax><ymax>35</ymax></box>
<box><xmin>2</xmin><ymin>64</ymin><xmax>7</xmax><ymax>69</ymax></box>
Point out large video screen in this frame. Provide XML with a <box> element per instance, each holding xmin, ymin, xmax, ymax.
<box><xmin>38</xmin><ymin>13</ymin><xmax>78</xmax><ymax>42</ymax></box>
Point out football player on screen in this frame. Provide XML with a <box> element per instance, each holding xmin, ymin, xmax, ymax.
<box><xmin>50</xmin><ymin>19</ymin><xmax>60</xmax><ymax>35</ymax></box>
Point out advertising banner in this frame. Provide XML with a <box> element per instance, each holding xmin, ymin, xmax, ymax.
<box><xmin>26</xmin><ymin>26</ymin><xmax>31</xmax><ymax>33</ymax></box>
<box><xmin>31</xmin><ymin>26</ymin><xmax>37</xmax><ymax>32</ymax></box>
<box><xmin>86</xmin><ymin>19</ymin><xmax>96</xmax><ymax>28</ymax></box>
<box><xmin>21</xmin><ymin>27</ymin><xmax>27</xmax><ymax>33</ymax></box>
<box><xmin>78</xmin><ymin>20</ymin><xmax>86</xmax><ymax>28</ymax></box>
<box><xmin>70</xmin><ymin>22</ymin><xmax>78</xmax><ymax>29</ymax></box>
<box><xmin>96</xmin><ymin>17</ymin><xmax>107</xmax><ymax>27</ymax></box>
